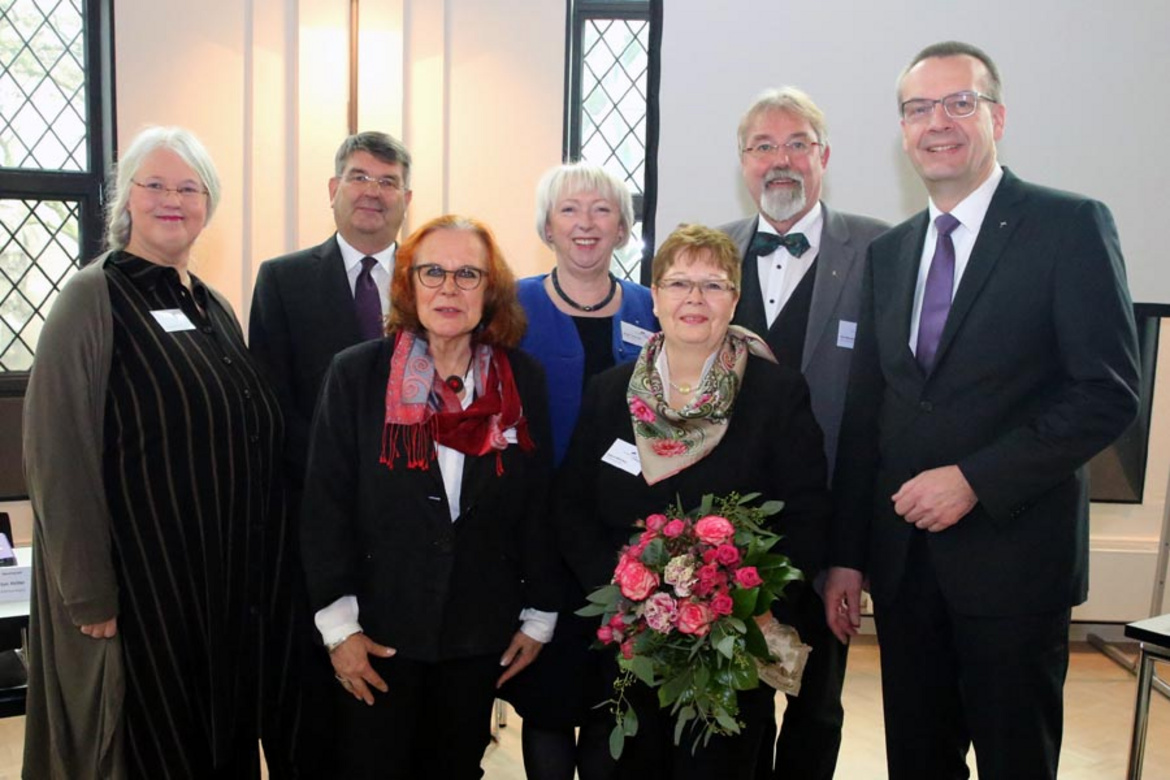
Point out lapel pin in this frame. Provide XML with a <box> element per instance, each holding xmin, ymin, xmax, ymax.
<box><xmin>999</xmin><ymin>221</ymin><xmax>1007</xmax><ymax>228</ymax></box>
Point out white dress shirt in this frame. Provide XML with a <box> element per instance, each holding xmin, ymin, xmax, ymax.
<box><xmin>908</xmin><ymin>165</ymin><xmax>1004</xmax><ymax>353</ymax></box>
<box><xmin>336</xmin><ymin>233</ymin><xmax>394</xmax><ymax>316</ymax></box>
<box><xmin>756</xmin><ymin>202</ymin><xmax>824</xmax><ymax>328</ymax></box>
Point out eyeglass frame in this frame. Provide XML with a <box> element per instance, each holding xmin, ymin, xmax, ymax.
<box><xmin>900</xmin><ymin>91</ymin><xmax>998</xmax><ymax>123</ymax></box>
<box><xmin>131</xmin><ymin>180</ymin><xmax>209</xmax><ymax>201</ymax></box>
<box><xmin>411</xmin><ymin>263</ymin><xmax>487</xmax><ymax>291</ymax></box>
<box><xmin>655</xmin><ymin>277</ymin><xmax>739</xmax><ymax>298</ymax></box>
<box><xmin>740</xmin><ymin>138</ymin><xmax>823</xmax><ymax>160</ymax></box>
<box><xmin>343</xmin><ymin>171</ymin><xmax>407</xmax><ymax>192</ymax></box>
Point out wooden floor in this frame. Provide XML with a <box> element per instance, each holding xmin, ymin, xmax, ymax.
<box><xmin>0</xmin><ymin>639</ymin><xmax>1165</xmax><ymax>779</ymax></box>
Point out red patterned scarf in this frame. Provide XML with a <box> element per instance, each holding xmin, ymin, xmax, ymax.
<box><xmin>381</xmin><ymin>330</ymin><xmax>534</xmax><ymax>472</ymax></box>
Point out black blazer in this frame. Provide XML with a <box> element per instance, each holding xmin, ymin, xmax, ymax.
<box><xmin>832</xmin><ymin>169</ymin><xmax>1140</xmax><ymax>616</ymax></box>
<box><xmin>300</xmin><ymin>338</ymin><xmax>559</xmax><ymax>662</ymax></box>
<box><xmin>249</xmin><ymin>236</ymin><xmax>368</xmax><ymax>483</ymax></box>
<box><xmin>555</xmin><ymin>356</ymin><xmax>831</xmax><ymax>619</ymax></box>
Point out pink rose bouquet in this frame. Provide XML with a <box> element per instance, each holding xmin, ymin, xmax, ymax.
<box><xmin>578</xmin><ymin>492</ymin><xmax>803</xmax><ymax>759</ymax></box>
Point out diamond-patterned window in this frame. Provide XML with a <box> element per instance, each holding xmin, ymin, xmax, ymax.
<box><xmin>567</xmin><ymin>1</ymin><xmax>659</xmax><ymax>283</ymax></box>
<box><xmin>0</xmin><ymin>198</ymin><xmax>82</xmax><ymax>370</ymax></box>
<box><xmin>0</xmin><ymin>0</ymin><xmax>111</xmax><ymax>386</ymax></box>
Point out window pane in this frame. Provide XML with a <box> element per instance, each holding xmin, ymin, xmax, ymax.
<box><xmin>612</xmin><ymin>220</ymin><xmax>643</xmax><ymax>282</ymax></box>
<box><xmin>580</xmin><ymin>18</ymin><xmax>648</xmax><ymax>197</ymax></box>
<box><xmin>0</xmin><ymin>0</ymin><xmax>89</xmax><ymax>172</ymax></box>
<box><xmin>0</xmin><ymin>198</ymin><xmax>82</xmax><ymax>370</ymax></box>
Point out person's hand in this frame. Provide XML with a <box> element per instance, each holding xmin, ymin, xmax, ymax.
<box><xmin>79</xmin><ymin>617</ymin><xmax>118</xmax><ymax>639</ymax></box>
<box><xmin>495</xmin><ymin>630</ymin><xmax>543</xmax><ymax>688</ymax></box>
<box><xmin>330</xmin><ymin>633</ymin><xmax>395</xmax><ymax>706</ymax></box>
<box><xmin>824</xmin><ymin>567</ymin><xmax>864</xmax><ymax>645</ymax></box>
<box><xmin>892</xmin><ymin>465</ymin><xmax>977</xmax><ymax>532</ymax></box>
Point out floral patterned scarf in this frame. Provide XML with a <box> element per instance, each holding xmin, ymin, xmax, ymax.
<box><xmin>381</xmin><ymin>330</ymin><xmax>534</xmax><ymax>472</ymax></box>
<box><xmin>627</xmin><ymin>325</ymin><xmax>776</xmax><ymax>485</ymax></box>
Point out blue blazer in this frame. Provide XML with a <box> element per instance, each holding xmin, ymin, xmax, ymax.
<box><xmin>518</xmin><ymin>275</ymin><xmax>656</xmax><ymax>464</ymax></box>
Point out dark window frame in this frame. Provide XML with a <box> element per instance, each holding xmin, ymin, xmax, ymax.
<box><xmin>0</xmin><ymin>0</ymin><xmax>117</xmax><ymax>397</ymax></box>
<box><xmin>563</xmin><ymin>0</ymin><xmax>661</xmax><ymax>284</ymax></box>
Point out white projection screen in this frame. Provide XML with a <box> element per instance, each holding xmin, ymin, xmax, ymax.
<box><xmin>654</xmin><ymin>0</ymin><xmax>1170</xmax><ymax>306</ymax></box>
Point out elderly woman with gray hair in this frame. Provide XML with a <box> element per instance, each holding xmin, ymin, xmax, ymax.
<box><xmin>23</xmin><ymin>126</ymin><xmax>293</xmax><ymax>778</ymax></box>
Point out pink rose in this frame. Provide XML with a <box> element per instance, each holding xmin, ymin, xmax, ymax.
<box><xmin>676</xmin><ymin>600</ymin><xmax>713</xmax><ymax>636</ymax></box>
<box><xmin>645</xmin><ymin>513</ymin><xmax>668</xmax><ymax>532</ymax></box>
<box><xmin>629</xmin><ymin>396</ymin><xmax>657</xmax><ymax>424</ymax></box>
<box><xmin>714</xmin><ymin>543</ymin><xmax>741</xmax><ymax>566</ymax></box>
<box><xmin>608</xmin><ymin>614</ymin><xmax>626</xmax><ymax>630</ymax></box>
<box><xmin>710</xmin><ymin>592</ymin><xmax>734</xmax><ymax>616</ymax></box>
<box><xmin>735</xmin><ymin>566</ymin><xmax>763</xmax><ymax>588</ymax></box>
<box><xmin>597</xmin><ymin>625</ymin><xmax>615</xmax><ymax>644</ymax></box>
<box><xmin>639</xmin><ymin>529</ymin><xmax>658</xmax><ymax>545</ymax></box>
<box><xmin>617</xmin><ymin>560</ymin><xmax>660</xmax><ymax>601</ymax></box>
<box><xmin>662</xmin><ymin>519</ymin><xmax>687</xmax><ymax>538</ymax></box>
<box><xmin>694</xmin><ymin>515</ymin><xmax>735</xmax><ymax>545</ymax></box>
<box><xmin>651</xmin><ymin>439</ymin><xmax>688</xmax><ymax>457</ymax></box>
<box><xmin>642</xmin><ymin>592</ymin><xmax>678</xmax><ymax>633</ymax></box>
<box><xmin>620</xmin><ymin>639</ymin><xmax>636</xmax><ymax>660</ymax></box>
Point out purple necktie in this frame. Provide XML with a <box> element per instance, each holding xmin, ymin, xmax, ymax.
<box><xmin>916</xmin><ymin>213</ymin><xmax>961</xmax><ymax>372</ymax></box>
<box><xmin>354</xmin><ymin>256</ymin><xmax>384</xmax><ymax>341</ymax></box>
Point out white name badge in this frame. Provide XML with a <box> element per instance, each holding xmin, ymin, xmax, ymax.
<box><xmin>151</xmin><ymin>309</ymin><xmax>196</xmax><ymax>332</ymax></box>
<box><xmin>837</xmin><ymin>320</ymin><xmax>857</xmax><ymax>349</ymax></box>
<box><xmin>602</xmin><ymin>438</ymin><xmax>642</xmax><ymax>476</ymax></box>
<box><xmin>621</xmin><ymin>322</ymin><xmax>654</xmax><ymax>348</ymax></box>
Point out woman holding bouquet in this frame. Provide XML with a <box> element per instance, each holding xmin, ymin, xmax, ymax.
<box><xmin>299</xmin><ymin>215</ymin><xmax>559</xmax><ymax>779</ymax></box>
<box><xmin>556</xmin><ymin>224</ymin><xmax>832</xmax><ymax>779</ymax></box>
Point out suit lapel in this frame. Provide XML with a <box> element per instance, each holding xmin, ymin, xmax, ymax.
<box><xmin>317</xmin><ymin>236</ymin><xmax>363</xmax><ymax>344</ymax></box>
<box><xmin>802</xmin><ymin>204</ymin><xmax>853</xmax><ymax>370</ymax></box>
<box><xmin>730</xmin><ymin>218</ymin><xmax>769</xmax><ymax>338</ymax></box>
<box><xmin>890</xmin><ymin>214</ymin><xmax>929</xmax><ymax>372</ymax></box>
<box><xmin>931</xmin><ymin>172</ymin><xmax>1026</xmax><ymax>373</ymax></box>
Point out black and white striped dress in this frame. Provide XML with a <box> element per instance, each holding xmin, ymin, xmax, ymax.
<box><xmin>101</xmin><ymin>251</ymin><xmax>293</xmax><ymax>778</ymax></box>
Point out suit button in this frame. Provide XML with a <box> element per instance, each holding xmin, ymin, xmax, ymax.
<box><xmin>919</xmin><ymin>401</ymin><xmax>933</xmax><ymax>412</ymax></box>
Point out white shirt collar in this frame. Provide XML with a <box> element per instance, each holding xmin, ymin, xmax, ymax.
<box><xmin>335</xmin><ymin>233</ymin><xmax>396</xmax><ymax>274</ymax></box>
<box><xmin>928</xmin><ymin>164</ymin><xmax>1003</xmax><ymax>235</ymax></box>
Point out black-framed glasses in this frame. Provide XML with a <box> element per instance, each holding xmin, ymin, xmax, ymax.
<box><xmin>413</xmin><ymin>264</ymin><xmax>486</xmax><ymax>290</ymax></box>
<box><xmin>131</xmin><ymin>180</ymin><xmax>209</xmax><ymax>202</ymax></box>
<box><xmin>900</xmin><ymin>91</ymin><xmax>998</xmax><ymax>123</ymax></box>
<box><xmin>656</xmin><ymin>278</ymin><xmax>737</xmax><ymax>298</ymax></box>
<box><xmin>343</xmin><ymin>172</ymin><xmax>406</xmax><ymax>192</ymax></box>
<box><xmin>741</xmin><ymin>139</ymin><xmax>822</xmax><ymax>160</ymax></box>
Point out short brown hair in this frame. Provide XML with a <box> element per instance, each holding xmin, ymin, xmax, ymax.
<box><xmin>898</xmin><ymin>41</ymin><xmax>1003</xmax><ymax>105</ymax></box>
<box><xmin>388</xmin><ymin>215</ymin><xmax>527</xmax><ymax>348</ymax></box>
<box><xmin>651</xmin><ymin>224</ymin><xmax>742</xmax><ymax>290</ymax></box>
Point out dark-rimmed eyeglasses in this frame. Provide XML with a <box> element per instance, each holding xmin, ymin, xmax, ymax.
<box><xmin>741</xmin><ymin>139</ymin><xmax>822</xmax><ymax>160</ymax></box>
<box><xmin>412</xmin><ymin>264</ymin><xmax>486</xmax><ymax>290</ymax></box>
<box><xmin>900</xmin><ymin>91</ymin><xmax>998</xmax><ymax>123</ymax></box>
<box><xmin>131</xmin><ymin>180</ymin><xmax>208</xmax><ymax>202</ymax></box>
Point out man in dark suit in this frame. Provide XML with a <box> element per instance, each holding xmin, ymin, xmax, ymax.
<box><xmin>248</xmin><ymin>131</ymin><xmax>411</xmax><ymax>776</ymax></box>
<box><xmin>825</xmin><ymin>42</ymin><xmax>1140</xmax><ymax>780</ymax></box>
<box><xmin>250</xmin><ymin>131</ymin><xmax>412</xmax><ymax>485</ymax></box>
<box><xmin>720</xmin><ymin>87</ymin><xmax>887</xmax><ymax>780</ymax></box>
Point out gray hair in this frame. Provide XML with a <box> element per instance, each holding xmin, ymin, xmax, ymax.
<box><xmin>737</xmin><ymin>87</ymin><xmax>829</xmax><ymax>153</ymax></box>
<box><xmin>533</xmin><ymin>162</ymin><xmax>634</xmax><ymax>245</ymax></box>
<box><xmin>105</xmin><ymin>126</ymin><xmax>222</xmax><ymax>252</ymax></box>
<box><xmin>334</xmin><ymin>131</ymin><xmax>412</xmax><ymax>187</ymax></box>
<box><xmin>897</xmin><ymin>41</ymin><xmax>1004</xmax><ymax>106</ymax></box>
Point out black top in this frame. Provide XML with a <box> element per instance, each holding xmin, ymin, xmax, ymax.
<box><xmin>571</xmin><ymin>315</ymin><xmax>616</xmax><ymax>387</ymax></box>
<box><xmin>102</xmin><ymin>251</ymin><xmax>286</xmax><ymax>774</ymax></box>
<box><xmin>300</xmin><ymin>338</ymin><xmax>559</xmax><ymax>661</ymax></box>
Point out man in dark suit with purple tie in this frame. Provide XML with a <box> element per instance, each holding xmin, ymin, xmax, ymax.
<box><xmin>247</xmin><ymin>131</ymin><xmax>412</xmax><ymax>776</ymax></box>
<box><xmin>250</xmin><ymin>131</ymin><xmax>412</xmax><ymax>484</ymax></box>
<box><xmin>825</xmin><ymin>42</ymin><xmax>1140</xmax><ymax>779</ymax></box>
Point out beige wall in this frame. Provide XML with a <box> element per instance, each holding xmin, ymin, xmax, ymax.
<box><xmin>113</xmin><ymin>0</ymin><xmax>563</xmax><ymax>324</ymax></box>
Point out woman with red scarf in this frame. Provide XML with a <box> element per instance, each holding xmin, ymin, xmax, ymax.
<box><xmin>300</xmin><ymin>215</ymin><xmax>558</xmax><ymax>779</ymax></box>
